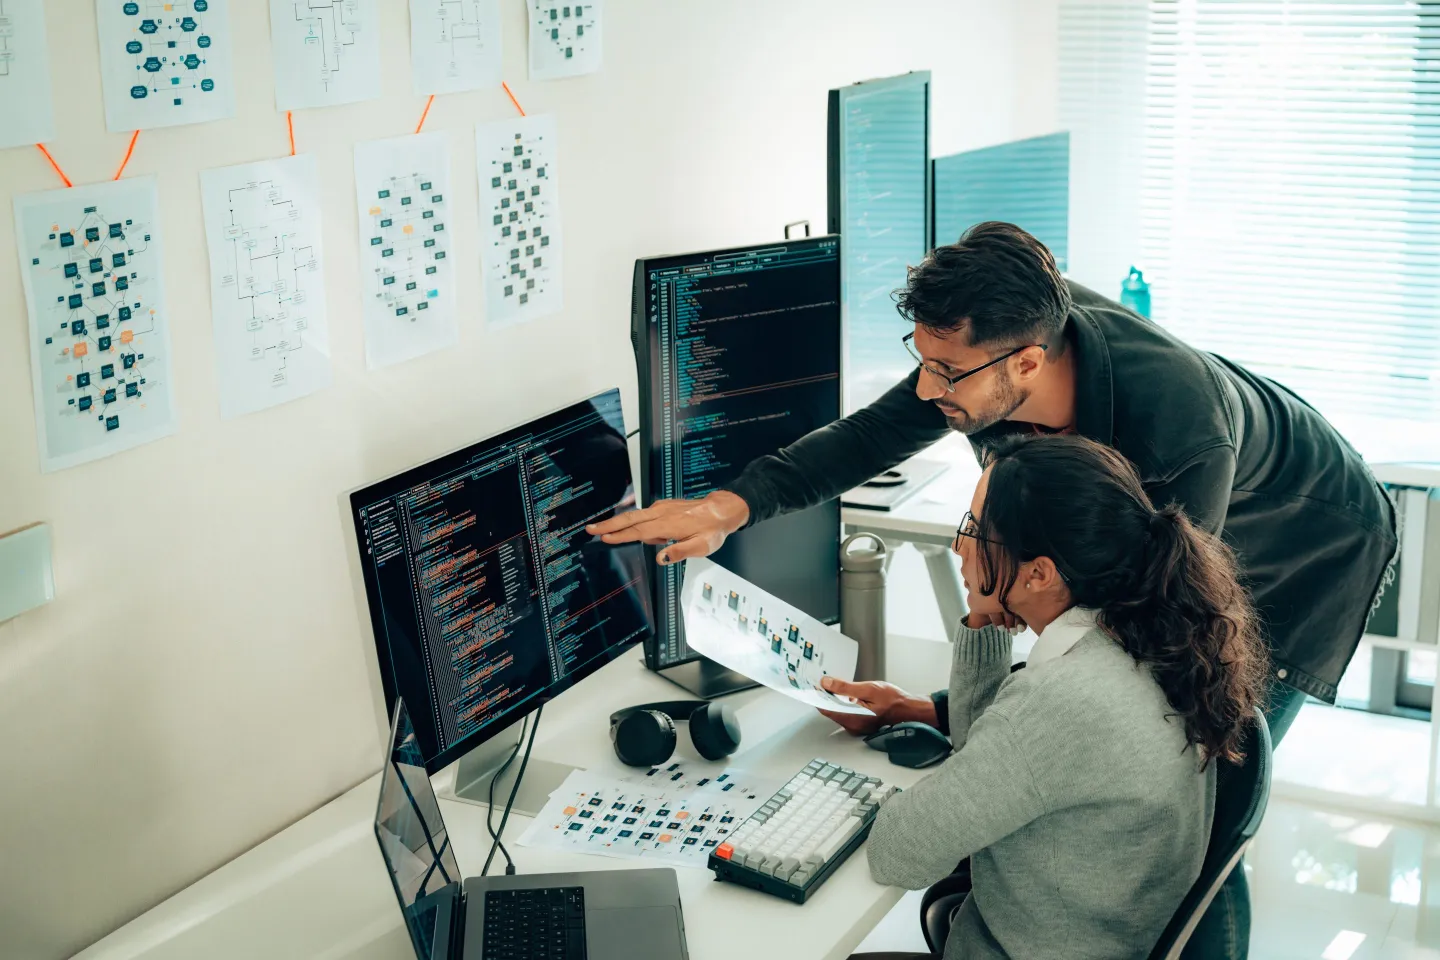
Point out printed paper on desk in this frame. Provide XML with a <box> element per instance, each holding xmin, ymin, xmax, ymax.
<box><xmin>518</xmin><ymin>765</ymin><xmax>780</xmax><ymax>868</ymax></box>
<box><xmin>681</xmin><ymin>557</ymin><xmax>871</xmax><ymax>715</ymax></box>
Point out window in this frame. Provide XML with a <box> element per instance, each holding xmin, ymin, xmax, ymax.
<box><xmin>1061</xmin><ymin>0</ymin><xmax>1440</xmax><ymax>462</ymax></box>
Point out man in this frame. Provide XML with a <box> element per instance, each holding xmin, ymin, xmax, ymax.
<box><xmin>590</xmin><ymin>222</ymin><xmax>1396</xmax><ymax>957</ymax></box>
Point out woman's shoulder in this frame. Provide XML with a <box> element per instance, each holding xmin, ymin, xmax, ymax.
<box><xmin>997</xmin><ymin>630</ymin><xmax>1174</xmax><ymax>720</ymax></box>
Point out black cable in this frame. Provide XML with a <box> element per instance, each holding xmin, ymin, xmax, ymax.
<box><xmin>484</xmin><ymin>704</ymin><xmax>543</xmax><ymax>877</ymax></box>
<box><xmin>625</xmin><ymin>427</ymin><xmax>639</xmax><ymax>439</ymax></box>
<box><xmin>483</xmin><ymin>715</ymin><xmax>527</xmax><ymax>876</ymax></box>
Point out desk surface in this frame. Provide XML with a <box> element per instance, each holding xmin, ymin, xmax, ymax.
<box><xmin>75</xmin><ymin>637</ymin><xmax>955</xmax><ymax>960</ymax></box>
<box><xmin>842</xmin><ymin>447</ymin><xmax>981</xmax><ymax>546</ymax></box>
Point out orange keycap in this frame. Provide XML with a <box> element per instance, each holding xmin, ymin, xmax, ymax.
<box><xmin>715</xmin><ymin>843</ymin><xmax>733</xmax><ymax>860</ymax></box>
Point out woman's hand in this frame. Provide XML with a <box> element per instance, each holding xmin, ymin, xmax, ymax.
<box><xmin>817</xmin><ymin>677</ymin><xmax>939</xmax><ymax>736</ymax></box>
<box><xmin>967</xmin><ymin>609</ymin><xmax>1026</xmax><ymax>631</ymax></box>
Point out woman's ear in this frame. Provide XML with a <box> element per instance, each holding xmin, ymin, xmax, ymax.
<box><xmin>1024</xmin><ymin>556</ymin><xmax>1066</xmax><ymax>594</ymax></box>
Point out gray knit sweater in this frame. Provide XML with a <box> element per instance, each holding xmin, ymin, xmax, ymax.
<box><xmin>867</xmin><ymin>624</ymin><xmax>1215</xmax><ymax>960</ymax></box>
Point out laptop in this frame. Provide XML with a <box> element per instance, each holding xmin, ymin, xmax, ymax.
<box><xmin>374</xmin><ymin>698</ymin><xmax>690</xmax><ymax>960</ymax></box>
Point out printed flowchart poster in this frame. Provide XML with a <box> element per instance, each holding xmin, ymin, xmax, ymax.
<box><xmin>409</xmin><ymin>0</ymin><xmax>501</xmax><ymax>95</ymax></box>
<box><xmin>270</xmin><ymin>0</ymin><xmax>380</xmax><ymax>111</ymax></box>
<box><xmin>476</xmin><ymin>114</ymin><xmax>563</xmax><ymax>328</ymax></box>
<box><xmin>200</xmin><ymin>154</ymin><xmax>332</xmax><ymax>419</ymax></box>
<box><xmin>95</xmin><ymin>0</ymin><xmax>235</xmax><ymax>132</ymax></box>
<box><xmin>527</xmin><ymin>0</ymin><xmax>600</xmax><ymax>81</ymax></box>
<box><xmin>353</xmin><ymin>131</ymin><xmax>458</xmax><ymax>368</ymax></box>
<box><xmin>0</xmin><ymin>0</ymin><xmax>56</xmax><ymax>148</ymax></box>
<box><xmin>13</xmin><ymin>176</ymin><xmax>178</xmax><ymax>472</ymax></box>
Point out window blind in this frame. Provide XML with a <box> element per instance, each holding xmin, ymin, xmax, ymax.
<box><xmin>1061</xmin><ymin>0</ymin><xmax>1440</xmax><ymax>461</ymax></box>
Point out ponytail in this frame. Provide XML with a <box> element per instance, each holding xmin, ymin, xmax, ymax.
<box><xmin>1098</xmin><ymin>505</ymin><xmax>1266</xmax><ymax>766</ymax></box>
<box><xmin>975</xmin><ymin>435</ymin><xmax>1268</xmax><ymax>767</ymax></box>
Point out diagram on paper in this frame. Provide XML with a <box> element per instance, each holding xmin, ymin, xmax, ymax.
<box><xmin>270</xmin><ymin>0</ymin><xmax>379</xmax><ymax>110</ymax></box>
<box><xmin>354</xmin><ymin>131</ymin><xmax>458</xmax><ymax>368</ymax></box>
<box><xmin>95</xmin><ymin>0</ymin><xmax>235</xmax><ymax>132</ymax></box>
<box><xmin>13</xmin><ymin>177</ymin><xmax>178</xmax><ymax>472</ymax></box>
<box><xmin>409</xmin><ymin>0</ymin><xmax>500</xmax><ymax>95</ymax></box>
<box><xmin>527</xmin><ymin>0</ymin><xmax>600</xmax><ymax>81</ymax></box>
<box><xmin>476</xmin><ymin>114</ymin><xmax>563</xmax><ymax>328</ymax></box>
<box><xmin>0</xmin><ymin>0</ymin><xmax>55</xmax><ymax>148</ymax></box>
<box><xmin>200</xmin><ymin>154</ymin><xmax>332</xmax><ymax>419</ymax></box>
<box><xmin>682</xmin><ymin>558</ymin><xmax>869</xmax><ymax>715</ymax></box>
<box><xmin>519</xmin><ymin>763</ymin><xmax>781</xmax><ymax>868</ymax></box>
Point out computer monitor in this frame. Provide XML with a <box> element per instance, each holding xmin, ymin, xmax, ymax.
<box><xmin>375</xmin><ymin>696</ymin><xmax>463</xmax><ymax>960</ymax></box>
<box><xmin>828</xmin><ymin>70</ymin><xmax>931</xmax><ymax>412</ymax></box>
<box><xmin>932</xmin><ymin>131</ymin><xmax>1070</xmax><ymax>270</ymax></box>
<box><xmin>350</xmin><ymin>388</ymin><xmax>653</xmax><ymax>804</ymax></box>
<box><xmin>632</xmin><ymin>237</ymin><xmax>843</xmax><ymax>697</ymax></box>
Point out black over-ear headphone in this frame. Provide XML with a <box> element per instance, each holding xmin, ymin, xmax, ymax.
<box><xmin>608</xmin><ymin>701</ymin><xmax>742</xmax><ymax>767</ymax></box>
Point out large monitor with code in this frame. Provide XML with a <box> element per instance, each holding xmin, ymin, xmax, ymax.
<box><xmin>350</xmin><ymin>389</ymin><xmax>653</xmax><ymax>772</ymax></box>
<box><xmin>632</xmin><ymin>237</ymin><xmax>842</xmax><ymax>696</ymax></box>
<box><xmin>828</xmin><ymin>70</ymin><xmax>931</xmax><ymax>412</ymax></box>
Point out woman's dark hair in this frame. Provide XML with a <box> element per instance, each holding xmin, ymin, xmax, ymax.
<box><xmin>895</xmin><ymin>221</ymin><xmax>1071</xmax><ymax>352</ymax></box>
<box><xmin>973</xmin><ymin>434</ymin><xmax>1267</xmax><ymax>766</ymax></box>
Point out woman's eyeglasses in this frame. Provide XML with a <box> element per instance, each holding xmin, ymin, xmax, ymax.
<box><xmin>954</xmin><ymin>510</ymin><xmax>1073</xmax><ymax>585</ymax></box>
<box><xmin>953</xmin><ymin>511</ymin><xmax>995</xmax><ymax>549</ymax></box>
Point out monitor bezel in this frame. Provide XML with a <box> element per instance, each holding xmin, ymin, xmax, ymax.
<box><xmin>373</xmin><ymin>696</ymin><xmax>463</xmax><ymax>960</ymax></box>
<box><xmin>348</xmin><ymin>387</ymin><xmax>654</xmax><ymax>773</ymax></box>
<box><xmin>630</xmin><ymin>235</ymin><xmax>844</xmax><ymax>671</ymax></box>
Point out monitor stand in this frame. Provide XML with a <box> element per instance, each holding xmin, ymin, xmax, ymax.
<box><xmin>449</xmin><ymin>717</ymin><xmax>577</xmax><ymax>818</ymax></box>
<box><xmin>655</xmin><ymin>657</ymin><xmax>759</xmax><ymax>699</ymax></box>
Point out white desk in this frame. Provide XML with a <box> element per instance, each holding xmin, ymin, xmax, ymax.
<box><xmin>843</xmin><ymin>446</ymin><xmax>982</xmax><ymax>640</ymax></box>
<box><xmin>75</xmin><ymin>637</ymin><xmax>954</xmax><ymax>960</ymax></box>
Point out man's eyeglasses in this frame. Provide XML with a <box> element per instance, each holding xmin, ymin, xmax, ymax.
<box><xmin>902</xmin><ymin>333</ymin><xmax>1046</xmax><ymax>394</ymax></box>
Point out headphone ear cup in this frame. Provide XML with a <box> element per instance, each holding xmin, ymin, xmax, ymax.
<box><xmin>613</xmin><ymin>710</ymin><xmax>677</xmax><ymax>767</ymax></box>
<box><xmin>687</xmin><ymin>703</ymin><xmax>741</xmax><ymax>761</ymax></box>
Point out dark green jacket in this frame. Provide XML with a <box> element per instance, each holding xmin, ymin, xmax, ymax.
<box><xmin>727</xmin><ymin>281</ymin><xmax>1397</xmax><ymax>701</ymax></box>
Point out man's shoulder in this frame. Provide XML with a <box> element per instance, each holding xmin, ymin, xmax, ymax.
<box><xmin>1066</xmin><ymin>282</ymin><xmax>1236</xmax><ymax>476</ymax></box>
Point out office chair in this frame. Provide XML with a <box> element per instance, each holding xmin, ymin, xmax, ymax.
<box><xmin>1149</xmin><ymin>707</ymin><xmax>1273</xmax><ymax>959</ymax></box>
<box><xmin>919</xmin><ymin>708</ymin><xmax>1273</xmax><ymax>960</ymax></box>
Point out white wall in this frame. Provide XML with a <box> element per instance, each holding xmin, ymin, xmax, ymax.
<box><xmin>0</xmin><ymin>2</ymin><xmax>1058</xmax><ymax>956</ymax></box>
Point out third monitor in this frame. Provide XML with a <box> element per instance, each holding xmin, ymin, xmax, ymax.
<box><xmin>632</xmin><ymin>236</ymin><xmax>843</xmax><ymax>697</ymax></box>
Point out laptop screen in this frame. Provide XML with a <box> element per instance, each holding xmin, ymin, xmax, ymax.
<box><xmin>375</xmin><ymin>698</ymin><xmax>464</xmax><ymax>960</ymax></box>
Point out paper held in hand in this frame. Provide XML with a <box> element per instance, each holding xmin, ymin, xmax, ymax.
<box><xmin>681</xmin><ymin>557</ymin><xmax>872</xmax><ymax>715</ymax></box>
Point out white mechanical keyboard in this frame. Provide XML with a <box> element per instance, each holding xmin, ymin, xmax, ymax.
<box><xmin>708</xmin><ymin>758</ymin><xmax>898</xmax><ymax>902</ymax></box>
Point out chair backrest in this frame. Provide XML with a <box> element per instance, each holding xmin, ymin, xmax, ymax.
<box><xmin>1146</xmin><ymin>706</ymin><xmax>1274</xmax><ymax>960</ymax></box>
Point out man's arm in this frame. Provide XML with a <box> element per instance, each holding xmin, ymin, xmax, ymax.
<box><xmin>724</xmin><ymin>368</ymin><xmax>949</xmax><ymax>527</ymax></box>
<box><xmin>1144</xmin><ymin>443</ymin><xmax>1237</xmax><ymax>537</ymax></box>
<box><xmin>588</xmin><ymin>369</ymin><xmax>947</xmax><ymax>563</ymax></box>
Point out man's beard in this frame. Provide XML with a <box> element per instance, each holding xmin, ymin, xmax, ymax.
<box><xmin>938</xmin><ymin>370</ymin><xmax>1027</xmax><ymax>435</ymax></box>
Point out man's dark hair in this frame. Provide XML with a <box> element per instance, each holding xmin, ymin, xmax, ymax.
<box><xmin>895</xmin><ymin>221</ymin><xmax>1071</xmax><ymax>351</ymax></box>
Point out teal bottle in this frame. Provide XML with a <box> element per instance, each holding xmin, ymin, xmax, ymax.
<box><xmin>1120</xmin><ymin>266</ymin><xmax>1151</xmax><ymax>318</ymax></box>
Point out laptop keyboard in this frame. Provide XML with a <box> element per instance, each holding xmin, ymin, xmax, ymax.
<box><xmin>482</xmin><ymin>886</ymin><xmax>587</xmax><ymax>960</ymax></box>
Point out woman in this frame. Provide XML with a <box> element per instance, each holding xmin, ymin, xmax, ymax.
<box><xmin>826</xmin><ymin>434</ymin><xmax>1267</xmax><ymax>960</ymax></box>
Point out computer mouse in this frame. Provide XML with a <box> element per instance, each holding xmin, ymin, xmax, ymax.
<box><xmin>863</xmin><ymin>721</ymin><xmax>952</xmax><ymax>769</ymax></box>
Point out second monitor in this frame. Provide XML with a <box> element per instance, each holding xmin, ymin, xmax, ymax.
<box><xmin>632</xmin><ymin>236</ymin><xmax>843</xmax><ymax>697</ymax></box>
